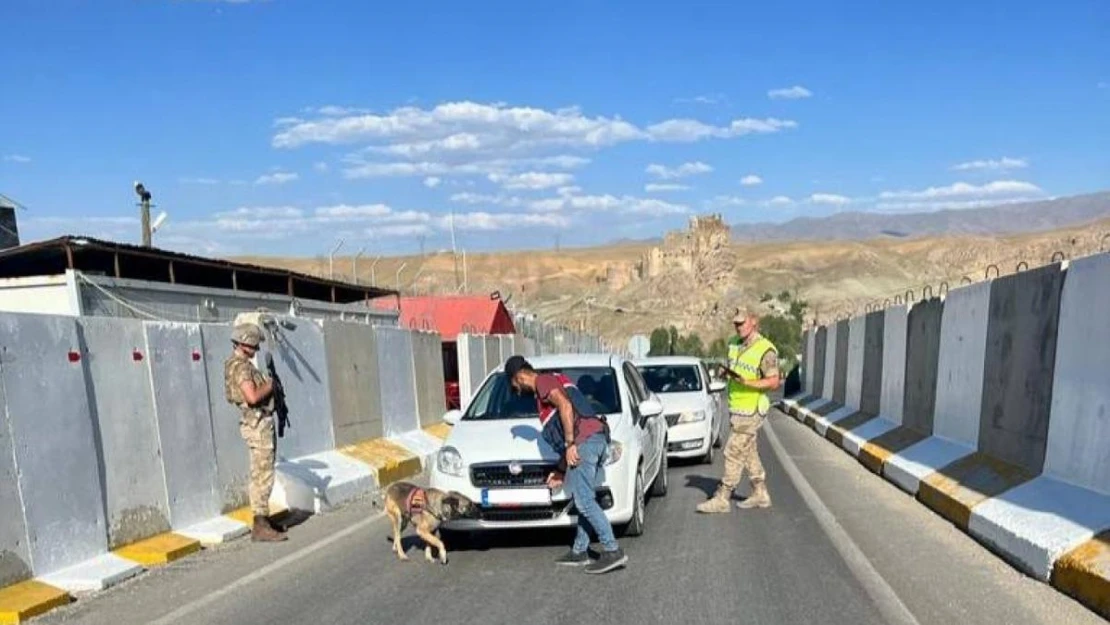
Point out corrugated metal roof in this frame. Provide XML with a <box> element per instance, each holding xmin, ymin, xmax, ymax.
<box><xmin>373</xmin><ymin>295</ymin><xmax>516</xmax><ymax>339</ymax></box>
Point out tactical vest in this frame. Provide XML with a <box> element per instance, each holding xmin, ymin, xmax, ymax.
<box><xmin>537</xmin><ymin>373</ymin><xmax>609</xmax><ymax>453</ymax></box>
<box><xmin>727</xmin><ymin>335</ymin><xmax>776</xmax><ymax>415</ymax></box>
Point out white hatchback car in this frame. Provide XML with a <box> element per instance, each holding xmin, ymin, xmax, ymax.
<box><xmin>431</xmin><ymin>353</ymin><xmax>669</xmax><ymax>537</ymax></box>
<box><xmin>633</xmin><ymin>356</ymin><xmax>728</xmax><ymax>464</ymax></box>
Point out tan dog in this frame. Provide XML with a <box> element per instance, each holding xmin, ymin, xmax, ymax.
<box><xmin>383</xmin><ymin>481</ymin><xmax>477</xmax><ymax>564</ymax></box>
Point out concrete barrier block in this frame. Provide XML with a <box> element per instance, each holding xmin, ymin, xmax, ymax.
<box><xmin>821</xmin><ymin>324</ymin><xmax>836</xmax><ymax>401</ymax></box>
<box><xmin>879</xmin><ymin>306</ymin><xmax>908</xmax><ymax>423</ymax></box>
<box><xmin>267</xmin><ymin>317</ymin><xmax>336</xmax><ymax>459</ymax></box>
<box><xmin>839</xmin><ymin>416</ymin><xmax>901</xmax><ymax>457</ymax></box>
<box><xmin>812</xmin><ymin>326</ymin><xmax>827</xmax><ymax>398</ymax></box>
<box><xmin>374</xmin><ymin>326</ymin><xmax>419</xmax><ymax>438</ymax></box>
<box><xmin>37</xmin><ymin>553</ymin><xmax>142</xmax><ymax>593</ymax></box>
<box><xmin>1053</xmin><ymin>529</ymin><xmax>1110</xmax><ymax>620</ymax></box>
<box><xmin>881</xmin><ymin>436</ymin><xmax>975</xmax><ymax>495</ymax></box>
<box><xmin>0</xmin><ymin>367</ymin><xmax>31</xmax><ymax>589</ymax></box>
<box><xmin>916</xmin><ymin>452</ymin><xmax>1036</xmax><ymax>531</ymax></box>
<box><xmin>860</xmin><ymin>311</ymin><xmax>885</xmax><ymax>416</ymax></box>
<box><xmin>412</xmin><ymin>331</ymin><xmax>447</xmax><ymax>428</ymax></box>
<box><xmin>933</xmin><ymin>280</ymin><xmax>991</xmax><ymax>448</ymax></box>
<box><xmin>978</xmin><ymin>263</ymin><xmax>1064</xmax><ymax>474</ymax></box>
<box><xmin>856</xmin><ymin>425</ymin><xmax>930</xmax><ymax>475</ymax></box>
<box><xmin>832</xmin><ymin>319</ymin><xmax>850</xmax><ymax>404</ymax></box>
<box><xmin>902</xmin><ymin>297</ymin><xmax>944</xmax><ymax>434</ymax></box>
<box><xmin>844</xmin><ymin>316</ymin><xmax>866</xmax><ymax>410</ymax></box>
<box><xmin>803</xmin><ymin>329</ymin><xmax>815</xmax><ymax>394</ymax></box>
<box><xmin>968</xmin><ymin>475</ymin><xmax>1110</xmax><ymax>581</ymax></box>
<box><xmin>1044</xmin><ymin>253</ymin><xmax>1110</xmax><ymax>494</ymax></box>
<box><xmin>144</xmin><ymin>322</ymin><xmax>222</xmax><ymax>530</ymax></box>
<box><xmin>198</xmin><ymin>324</ymin><xmax>250</xmax><ymax>513</ymax></box>
<box><xmin>483</xmin><ymin>335</ymin><xmax>501</xmax><ymax>375</ymax></box>
<box><xmin>0</xmin><ymin>313</ymin><xmax>107</xmax><ymax>576</ymax></box>
<box><xmin>0</xmin><ymin>580</ymin><xmax>71</xmax><ymax>624</ymax></box>
<box><xmin>456</xmin><ymin>334</ymin><xmax>485</xmax><ymax>409</ymax></box>
<box><xmin>77</xmin><ymin>318</ymin><xmax>171</xmax><ymax>548</ymax></box>
<box><xmin>499</xmin><ymin>334</ymin><xmax>514</xmax><ymax>362</ymax></box>
<box><xmin>323</xmin><ymin>320</ymin><xmax>383</xmax><ymax>447</ymax></box>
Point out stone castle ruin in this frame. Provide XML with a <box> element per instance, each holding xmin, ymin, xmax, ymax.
<box><xmin>604</xmin><ymin>214</ymin><xmax>733</xmax><ymax>292</ymax></box>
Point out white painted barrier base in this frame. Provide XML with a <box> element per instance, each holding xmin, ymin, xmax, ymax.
<box><xmin>38</xmin><ymin>553</ymin><xmax>143</xmax><ymax>593</ymax></box>
<box><xmin>391</xmin><ymin>431</ymin><xmax>443</xmax><ymax>460</ymax></box>
<box><xmin>812</xmin><ymin>405</ymin><xmax>854</xmax><ymax>437</ymax></box>
<box><xmin>841</xmin><ymin>417</ymin><xmax>900</xmax><ymax>457</ymax></box>
<box><xmin>883</xmin><ymin>437</ymin><xmax>975</xmax><ymax>495</ymax></box>
<box><xmin>179</xmin><ymin>517</ymin><xmax>251</xmax><ymax>545</ymax></box>
<box><xmin>968</xmin><ymin>476</ymin><xmax>1110</xmax><ymax>581</ymax></box>
<box><xmin>796</xmin><ymin>398</ymin><xmax>831</xmax><ymax>422</ymax></box>
<box><xmin>274</xmin><ymin>451</ymin><xmax>377</xmax><ymax>514</ymax></box>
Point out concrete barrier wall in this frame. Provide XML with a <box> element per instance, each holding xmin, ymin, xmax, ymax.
<box><xmin>978</xmin><ymin>263</ymin><xmax>1065</xmax><ymax>473</ymax></box>
<box><xmin>145</xmin><ymin>322</ymin><xmax>222</xmax><ymax>530</ymax></box>
<box><xmin>483</xmin><ymin>335</ymin><xmax>501</xmax><ymax>376</ymax></box>
<box><xmin>932</xmin><ymin>280</ymin><xmax>991</xmax><ymax>446</ymax></box>
<box><xmin>411</xmin><ymin>330</ymin><xmax>447</xmax><ymax>427</ymax></box>
<box><xmin>0</xmin><ymin>360</ymin><xmax>31</xmax><ymax>588</ymax></box>
<box><xmin>324</xmin><ymin>320</ymin><xmax>383</xmax><ymax>447</ymax></box>
<box><xmin>860</xmin><ymin>311</ymin><xmax>885</xmax><ymax>415</ymax></box>
<box><xmin>832</xmin><ymin>319</ymin><xmax>849</xmax><ymax>404</ymax></box>
<box><xmin>267</xmin><ymin>318</ymin><xmax>336</xmax><ymax>459</ymax></box>
<box><xmin>902</xmin><ymin>297</ymin><xmax>944</xmax><ymax>434</ymax></box>
<box><xmin>845</xmin><ymin>316</ymin><xmax>866</xmax><ymax>410</ymax></box>
<box><xmin>78</xmin><ymin>318</ymin><xmax>171</xmax><ymax>548</ymax></box>
<box><xmin>879</xmin><ymin>305</ymin><xmax>908</xmax><ymax>422</ymax></box>
<box><xmin>375</xmin><ymin>326</ymin><xmax>420</xmax><ymax>438</ymax></box>
<box><xmin>499</xmin><ymin>334</ymin><xmax>514</xmax><ymax>363</ymax></box>
<box><xmin>812</xmin><ymin>326</ymin><xmax>827</xmax><ymax>398</ymax></box>
<box><xmin>198</xmin><ymin>324</ymin><xmax>251</xmax><ymax>512</ymax></box>
<box><xmin>803</xmin><ymin>329</ymin><xmax>815</xmax><ymax>394</ymax></box>
<box><xmin>456</xmin><ymin>334</ymin><xmax>485</xmax><ymax>407</ymax></box>
<box><xmin>1044</xmin><ymin>254</ymin><xmax>1110</xmax><ymax>494</ymax></box>
<box><xmin>821</xmin><ymin>323</ymin><xmax>836</xmax><ymax>401</ymax></box>
<box><xmin>0</xmin><ymin>314</ymin><xmax>107</xmax><ymax>576</ymax></box>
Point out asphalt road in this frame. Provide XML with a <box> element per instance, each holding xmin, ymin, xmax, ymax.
<box><xmin>37</xmin><ymin>410</ymin><xmax>1107</xmax><ymax>625</ymax></box>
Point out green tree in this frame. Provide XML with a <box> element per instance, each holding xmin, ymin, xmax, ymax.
<box><xmin>676</xmin><ymin>333</ymin><xmax>705</xmax><ymax>357</ymax></box>
<box><xmin>778</xmin><ymin>290</ymin><xmax>792</xmax><ymax>302</ymax></box>
<box><xmin>668</xmin><ymin>326</ymin><xmax>679</xmax><ymax>355</ymax></box>
<box><xmin>648</xmin><ymin>327</ymin><xmax>671</xmax><ymax>356</ymax></box>
<box><xmin>787</xmin><ymin>299</ymin><xmax>809</xmax><ymax>324</ymax></box>
<box><xmin>760</xmin><ymin>292</ymin><xmax>773</xmax><ymax>303</ymax></box>
<box><xmin>759</xmin><ymin>314</ymin><xmax>802</xmax><ymax>368</ymax></box>
<box><xmin>707</xmin><ymin>337</ymin><xmax>728</xmax><ymax>360</ymax></box>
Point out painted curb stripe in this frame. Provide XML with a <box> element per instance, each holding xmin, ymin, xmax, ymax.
<box><xmin>916</xmin><ymin>453</ymin><xmax>1034</xmax><ymax>530</ymax></box>
<box><xmin>0</xmin><ymin>580</ymin><xmax>70</xmax><ymax>624</ymax></box>
<box><xmin>1052</xmin><ymin>530</ymin><xmax>1110</xmax><ymax>620</ymax></box>
<box><xmin>113</xmin><ymin>533</ymin><xmax>201</xmax><ymax>566</ymax></box>
<box><xmin>825</xmin><ymin>412</ymin><xmax>877</xmax><ymax>448</ymax></box>
<box><xmin>813</xmin><ymin>402</ymin><xmax>846</xmax><ymax>418</ymax></box>
<box><xmin>423</xmin><ymin>423</ymin><xmax>451</xmax><ymax>441</ymax></box>
<box><xmin>858</xmin><ymin>427</ymin><xmax>930</xmax><ymax>475</ymax></box>
<box><xmin>339</xmin><ymin>437</ymin><xmax>424</xmax><ymax>486</ymax></box>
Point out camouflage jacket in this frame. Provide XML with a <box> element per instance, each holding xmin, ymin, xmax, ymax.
<box><xmin>223</xmin><ymin>352</ymin><xmax>274</xmax><ymax>420</ymax></box>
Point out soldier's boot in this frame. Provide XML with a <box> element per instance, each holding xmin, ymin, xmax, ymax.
<box><xmin>267</xmin><ymin>515</ymin><xmax>288</xmax><ymax>533</ymax></box>
<box><xmin>252</xmin><ymin>516</ymin><xmax>287</xmax><ymax>542</ymax></box>
<box><xmin>737</xmin><ymin>480</ymin><xmax>771</xmax><ymax>509</ymax></box>
<box><xmin>695</xmin><ymin>485</ymin><xmax>732</xmax><ymax>514</ymax></box>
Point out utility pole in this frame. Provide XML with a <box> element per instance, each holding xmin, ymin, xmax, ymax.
<box><xmin>370</xmin><ymin>256</ymin><xmax>381</xmax><ymax>286</ymax></box>
<box><xmin>449</xmin><ymin>211</ymin><xmax>460</xmax><ymax>290</ymax></box>
<box><xmin>353</xmin><ymin>246</ymin><xmax>365</xmax><ymax>284</ymax></box>
<box><xmin>395</xmin><ymin>262</ymin><xmax>408</xmax><ymax>291</ymax></box>
<box><xmin>329</xmin><ymin>239</ymin><xmax>344</xmax><ymax>279</ymax></box>
<box><xmin>134</xmin><ymin>181</ymin><xmax>153</xmax><ymax>247</ymax></box>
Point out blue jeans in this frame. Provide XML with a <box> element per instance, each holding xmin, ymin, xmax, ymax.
<box><xmin>567</xmin><ymin>433</ymin><xmax>619</xmax><ymax>553</ymax></box>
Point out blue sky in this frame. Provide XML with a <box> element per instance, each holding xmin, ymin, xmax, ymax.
<box><xmin>1</xmin><ymin>0</ymin><xmax>1107</xmax><ymax>257</ymax></box>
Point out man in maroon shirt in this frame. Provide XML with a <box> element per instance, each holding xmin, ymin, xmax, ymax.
<box><xmin>505</xmin><ymin>355</ymin><xmax>628</xmax><ymax>574</ymax></box>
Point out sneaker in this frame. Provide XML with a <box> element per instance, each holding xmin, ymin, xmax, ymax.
<box><xmin>555</xmin><ymin>549</ymin><xmax>591</xmax><ymax>566</ymax></box>
<box><xmin>584</xmin><ymin>548</ymin><xmax>627</xmax><ymax>574</ymax></box>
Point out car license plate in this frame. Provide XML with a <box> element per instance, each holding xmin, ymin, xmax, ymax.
<box><xmin>481</xmin><ymin>488</ymin><xmax>552</xmax><ymax>507</ymax></box>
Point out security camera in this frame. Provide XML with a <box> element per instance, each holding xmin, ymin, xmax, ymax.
<box><xmin>133</xmin><ymin>181</ymin><xmax>152</xmax><ymax>202</ymax></box>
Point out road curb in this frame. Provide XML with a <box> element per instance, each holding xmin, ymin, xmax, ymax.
<box><xmin>0</xmin><ymin>580</ymin><xmax>71</xmax><ymax>625</ymax></box>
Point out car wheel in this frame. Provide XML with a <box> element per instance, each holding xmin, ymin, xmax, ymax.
<box><xmin>650</xmin><ymin>448</ymin><xmax>668</xmax><ymax>497</ymax></box>
<box><xmin>713</xmin><ymin>416</ymin><xmax>725</xmax><ymax>448</ymax></box>
<box><xmin>702</xmin><ymin>438</ymin><xmax>715</xmax><ymax>464</ymax></box>
<box><xmin>622</xmin><ymin>469</ymin><xmax>646</xmax><ymax>537</ymax></box>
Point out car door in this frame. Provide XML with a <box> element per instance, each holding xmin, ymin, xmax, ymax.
<box><xmin>623</xmin><ymin>362</ymin><xmax>662</xmax><ymax>479</ymax></box>
<box><xmin>700</xmin><ymin>361</ymin><xmax>721</xmax><ymax>438</ymax></box>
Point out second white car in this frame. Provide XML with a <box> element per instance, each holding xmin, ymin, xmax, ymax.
<box><xmin>634</xmin><ymin>356</ymin><xmax>727</xmax><ymax>464</ymax></box>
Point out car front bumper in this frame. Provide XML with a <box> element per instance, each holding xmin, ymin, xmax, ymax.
<box><xmin>665</xmin><ymin>421</ymin><xmax>712</xmax><ymax>458</ymax></box>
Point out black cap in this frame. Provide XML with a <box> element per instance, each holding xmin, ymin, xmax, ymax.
<box><xmin>503</xmin><ymin>355</ymin><xmax>532</xmax><ymax>379</ymax></box>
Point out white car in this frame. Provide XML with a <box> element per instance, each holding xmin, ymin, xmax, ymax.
<box><xmin>432</xmin><ymin>353</ymin><xmax>669</xmax><ymax>537</ymax></box>
<box><xmin>633</xmin><ymin>356</ymin><xmax>728</xmax><ymax>464</ymax></box>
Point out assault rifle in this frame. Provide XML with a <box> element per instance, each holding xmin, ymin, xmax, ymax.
<box><xmin>263</xmin><ymin>350</ymin><xmax>291</xmax><ymax>438</ymax></box>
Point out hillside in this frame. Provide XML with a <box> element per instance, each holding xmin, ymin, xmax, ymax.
<box><xmin>233</xmin><ymin>213</ymin><xmax>1110</xmax><ymax>351</ymax></box>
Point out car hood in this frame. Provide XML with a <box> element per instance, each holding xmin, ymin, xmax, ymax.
<box><xmin>655</xmin><ymin>392</ymin><xmax>711</xmax><ymax>414</ymax></box>
<box><xmin>445</xmin><ymin>414</ymin><xmax>622</xmax><ymax>464</ymax></box>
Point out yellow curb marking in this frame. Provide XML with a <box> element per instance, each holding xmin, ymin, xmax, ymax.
<box><xmin>1052</xmin><ymin>531</ymin><xmax>1110</xmax><ymax>620</ymax></box>
<box><xmin>339</xmin><ymin>437</ymin><xmax>423</xmax><ymax>487</ymax></box>
<box><xmin>113</xmin><ymin>532</ymin><xmax>201</xmax><ymax>566</ymax></box>
<box><xmin>424</xmin><ymin>423</ymin><xmax>451</xmax><ymax>441</ymax></box>
<box><xmin>0</xmin><ymin>580</ymin><xmax>70</xmax><ymax>625</ymax></box>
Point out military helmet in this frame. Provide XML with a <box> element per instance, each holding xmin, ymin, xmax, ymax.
<box><xmin>231</xmin><ymin>323</ymin><xmax>264</xmax><ymax>348</ymax></box>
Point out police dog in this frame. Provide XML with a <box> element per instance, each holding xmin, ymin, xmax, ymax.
<box><xmin>384</xmin><ymin>481</ymin><xmax>477</xmax><ymax>564</ymax></box>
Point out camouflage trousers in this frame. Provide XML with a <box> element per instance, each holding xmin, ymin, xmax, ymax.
<box><xmin>240</xmin><ymin>412</ymin><xmax>277</xmax><ymax>516</ymax></box>
<box><xmin>721</xmin><ymin>412</ymin><xmax>766</xmax><ymax>490</ymax></box>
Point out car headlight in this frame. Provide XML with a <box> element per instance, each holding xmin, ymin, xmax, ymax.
<box><xmin>605</xmin><ymin>441</ymin><xmax>623</xmax><ymax>465</ymax></box>
<box><xmin>678</xmin><ymin>410</ymin><xmax>707</xmax><ymax>423</ymax></box>
<box><xmin>437</xmin><ymin>446</ymin><xmax>464</xmax><ymax>477</ymax></box>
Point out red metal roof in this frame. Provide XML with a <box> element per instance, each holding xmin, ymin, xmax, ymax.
<box><xmin>373</xmin><ymin>295</ymin><xmax>516</xmax><ymax>340</ymax></box>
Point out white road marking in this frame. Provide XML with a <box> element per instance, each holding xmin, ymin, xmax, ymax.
<box><xmin>765</xmin><ymin>416</ymin><xmax>922</xmax><ymax>625</ymax></box>
<box><xmin>147</xmin><ymin>511</ymin><xmax>386</xmax><ymax>625</ymax></box>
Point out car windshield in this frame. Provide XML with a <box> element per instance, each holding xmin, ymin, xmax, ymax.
<box><xmin>638</xmin><ymin>364</ymin><xmax>702</xmax><ymax>394</ymax></box>
<box><xmin>462</xmin><ymin>366</ymin><xmax>622</xmax><ymax>420</ymax></box>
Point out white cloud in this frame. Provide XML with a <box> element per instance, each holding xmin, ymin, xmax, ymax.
<box><xmin>313</xmin><ymin>162</ymin><xmax>329</xmax><ymax>173</ymax></box>
<box><xmin>674</xmin><ymin>94</ymin><xmax>725</xmax><ymax>105</ymax></box>
<box><xmin>441</xmin><ymin>211</ymin><xmax>570</xmax><ymax>231</ymax></box>
<box><xmin>876</xmin><ymin>196</ymin><xmax>1044</xmax><ymax>213</ymax></box>
<box><xmin>950</xmin><ymin>157</ymin><xmax>1028</xmax><ymax>172</ymax></box>
<box><xmin>366</xmin><ymin>223</ymin><xmax>433</xmax><ymax>238</ymax></box>
<box><xmin>529</xmin><ymin>192</ymin><xmax>688</xmax><ymax>216</ymax></box>
<box><xmin>740</xmin><ymin>174</ymin><xmax>763</xmax><ymax>186</ymax></box>
<box><xmin>766</xmin><ymin>196</ymin><xmax>794</xmax><ymax>207</ymax></box>
<box><xmin>710</xmin><ymin>196</ymin><xmax>747</xmax><ymax>207</ymax></box>
<box><xmin>644</xmin><ymin>118</ymin><xmax>796</xmax><ymax>142</ymax></box>
<box><xmin>809</xmin><ymin>193</ymin><xmax>851</xmax><ymax>206</ymax></box>
<box><xmin>488</xmin><ymin>171</ymin><xmax>574</xmax><ymax>190</ymax></box>
<box><xmin>645</xmin><ymin>183</ymin><xmax>690</xmax><ymax>193</ymax></box>
<box><xmin>342</xmin><ymin>155</ymin><xmax>590</xmax><ymax>180</ymax></box>
<box><xmin>179</xmin><ymin>176</ymin><xmax>221</xmax><ymax>185</ymax></box>
<box><xmin>3</xmin><ymin>154</ymin><xmax>31</xmax><ymax>163</ymax></box>
<box><xmin>768</xmin><ymin>86</ymin><xmax>813</xmax><ymax>100</ymax></box>
<box><xmin>254</xmin><ymin>171</ymin><xmax>299</xmax><ymax>185</ymax></box>
<box><xmin>449</xmin><ymin>192</ymin><xmax>527</xmax><ymax>208</ymax></box>
<box><xmin>216</xmin><ymin>206</ymin><xmax>304</xmax><ymax>219</ymax></box>
<box><xmin>423</xmin><ymin>176</ymin><xmax>442</xmax><ymax>188</ymax></box>
<box><xmin>879</xmin><ymin>180</ymin><xmax>1042</xmax><ymax>200</ymax></box>
<box><xmin>645</xmin><ymin>161</ymin><xmax>713</xmax><ymax>180</ymax></box>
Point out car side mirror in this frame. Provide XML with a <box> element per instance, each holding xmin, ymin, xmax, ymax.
<box><xmin>443</xmin><ymin>409</ymin><xmax>463</xmax><ymax>426</ymax></box>
<box><xmin>709</xmin><ymin>380</ymin><xmax>727</xmax><ymax>393</ymax></box>
<box><xmin>638</xmin><ymin>398</ymin><xmax>664</xmax><ymax>418</ymax></box>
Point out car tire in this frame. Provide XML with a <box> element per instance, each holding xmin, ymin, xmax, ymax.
<box><xmin>622</xmin><ymin>469</ymin><xmax>646</xmax><ymax>537</ymax></box>
<box><xmin>650</xmin><ymin>449</ymin><xmax>668</xmax><ymax>497</ymax></box>
<box><xmin>702</xmin><ymin>438</ymin><xmax>715</xmax><ymax>464</ymax></box>
<box><xmin>713</xmin><ymin>416</ymin><xmax>724</xmax><ymax>448</ymax></box>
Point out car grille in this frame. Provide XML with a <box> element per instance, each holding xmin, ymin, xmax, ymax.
<box><xmin>665</xmin><ymin>413</ymin><xmax>681</xmax><ymax>426</ymax></box>
<box><xmin>479</xmin><ymin>502</ymin><xmax>571</xmax><ymax>522</ymax></box>
<box><xmin>470</xmin><ymin>462</ymin><xmax>557</xmax><ymax>488</ymax></box>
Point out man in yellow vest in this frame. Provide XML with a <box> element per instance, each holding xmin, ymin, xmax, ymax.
<box><xmin>696</xmin><ymin>308</ymin><xmax>781</xmax><ymax>514</ymax></box>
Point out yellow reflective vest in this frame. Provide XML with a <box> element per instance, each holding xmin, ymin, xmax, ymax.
<box><xmin>726</xmin><ymin>334</ymin><xmax>777</xmax><ymax>415</ymax></box>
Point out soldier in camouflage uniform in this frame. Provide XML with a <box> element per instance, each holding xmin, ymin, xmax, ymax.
<box><xmin>224</xmin><ymin>323</ymin><xmax>286</xmax><ymax>542</ymax></box>
<box><xmin>697</xmin><ymin>308</ymin><xmax>781</xmax><ymax>514</ymax></box>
